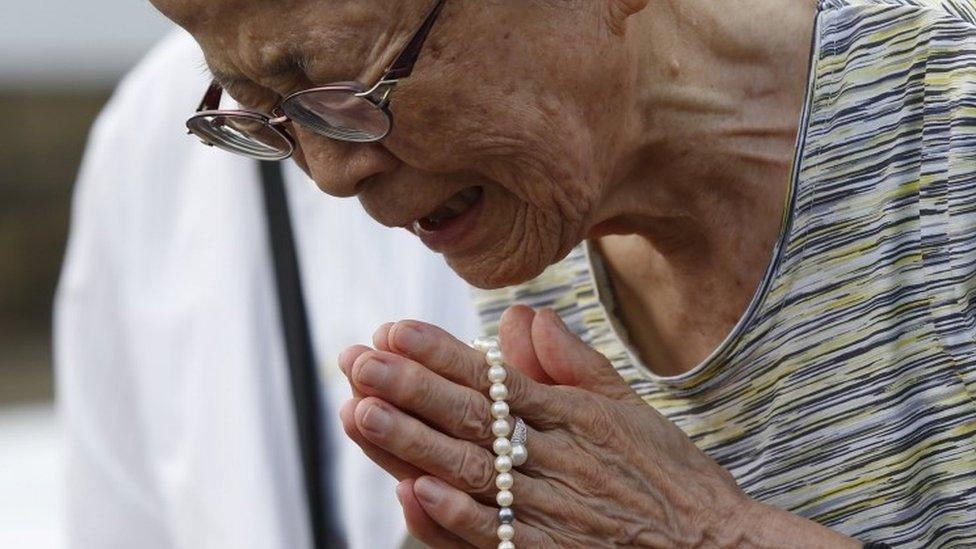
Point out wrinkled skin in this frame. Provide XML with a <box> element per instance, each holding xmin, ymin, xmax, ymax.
<box><xmin>149</xmin><ymin>0</ymin><xmax>817</xmax><ymax>371</ymax></box>
<box><xmin>338</xmin><ymin>307</ymin><xmax>857</xmax><ymax>548</ymax></box>
<box><xmin>152</xmin><ymin>0</ymin><xmax>637</xmax><ymax>288</ymax></box>
<box><xmin>338</xmin><ymin>307</ymin><xmax>745</xmax><ymax>547</ymax></box>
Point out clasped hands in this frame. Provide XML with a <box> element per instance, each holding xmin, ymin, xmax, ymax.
<box><xmin>338</xmin><ymin>305</ymin><xmax>757</xmax><ymax>548</ymax></box>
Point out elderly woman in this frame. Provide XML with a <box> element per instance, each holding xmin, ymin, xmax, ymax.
<box><xmin>149</xmin><ymin>0</ymin><xmax>975</xmax><ymax>547</ymax></box>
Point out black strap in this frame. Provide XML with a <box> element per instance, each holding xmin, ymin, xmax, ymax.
<box><xmin>259</xmin><ymin>161</ymin><xmax>346</xmax><ymax>549</ymax></box>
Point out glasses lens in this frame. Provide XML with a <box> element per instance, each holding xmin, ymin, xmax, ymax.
<box><xmin>187</xmin><ymin>113</ymin><xmax>293</xmax><ymax>160</ymax></box>
<box><xmin>282</xmin><ymin>89</ymin><xmax>391</xmax><ymax>142</ymax></box>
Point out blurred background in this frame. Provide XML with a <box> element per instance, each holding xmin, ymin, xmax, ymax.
<box><xmin>1</xmin><ymin>2</ymin><xmax>172</xmax><ymax>546</ymax></box>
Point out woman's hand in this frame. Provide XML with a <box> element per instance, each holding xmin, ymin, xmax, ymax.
<box><xmin>338</xmin><ymin>306</ymin><xmax>857</xmax><ymax>548</ymax></box>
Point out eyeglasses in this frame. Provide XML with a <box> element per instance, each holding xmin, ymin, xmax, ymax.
<box><xmin>186</xmin><ymin>0</ymin><xmax>447</xmax><ymax>161</ymax></box>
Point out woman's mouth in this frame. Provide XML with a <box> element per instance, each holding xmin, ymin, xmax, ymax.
<box><xmin>411</xmin><ymin>186</ymin><xmax>484</xmax><ymax>252</ymax></box>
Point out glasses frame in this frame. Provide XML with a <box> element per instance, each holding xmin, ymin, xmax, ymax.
<box><xmin>187</xmin><ymin>0</ymin><xmax>447</xmax><ymax>159</ymax></box>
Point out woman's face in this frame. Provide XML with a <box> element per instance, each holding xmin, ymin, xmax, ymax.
<box><xmin>153</xmin><ymin>0</ymin><xmax>635</xmax><ymax>288</ymax></box>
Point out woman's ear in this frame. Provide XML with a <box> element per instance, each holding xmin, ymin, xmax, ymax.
<box><xmin>606</xmin><ymin>0</ymin><xmax>650</xmax><ymax>36</ymax></box>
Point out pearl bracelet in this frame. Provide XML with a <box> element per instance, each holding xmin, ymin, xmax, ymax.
<box><xmin>473</xmin><ymin>336</ymin><xmax>526</xmax><ymax>549</ymax></box>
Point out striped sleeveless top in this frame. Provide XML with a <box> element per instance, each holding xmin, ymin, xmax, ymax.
<box><xmin>472</xmin><ymin>1</ymin><xmax>976</xmax><ymax>546</ymax></box>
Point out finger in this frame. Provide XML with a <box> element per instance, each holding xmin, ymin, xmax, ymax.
<box><xmin>386</xmin><ymin>320</ymin><xmax>577</xmax><ymax>429</ymax></box>
<box><xmin>349</xmin><ymin>349</ymin><xmax>494</xmax><ymax>445</ymax></box>
<box><xmin>387</xmin><ymin>320</ymin><xmax>488</xmax><ymax>391</ymax></box>
<box><xmin>396</xmin><ymin>479</ymin><xmax>474</xmax><ymax>549</ymax></box>
<box><xmin>338</xmin><ymin>345</ymin><xmax>372</xmax><ymax>399</ymax></box>
<box><xmin>353</xmin><ymin>394</ymin><xmax>572</xmax><ymax>510</ymax></box>
<box><xmin>531</xmin><ymin>308</ymin><xmax>641</xmax><ymax>403</ymax></box>
<box><xmin>499</xmin><ymin>305</ymin><xmax>556</xmax><ymax>384</ymax></box>
<box><xmin>413</xmin><ymin>475</ymin><xmax>552</xmax><ymax>548</ymax></box>
<box><xmin>381</xmin><ymin>412</ymin><xmax>574</xmax><ymax>548</ymax></box>
<box><xmin>339</xmin><ymin>398</ymin><xmax>425</xmax><ymax>481</ymax></box>
<box><xmin>354</xmin><ymin>396</ymin><xmax>499</xmax><ymax>499</ymax></box>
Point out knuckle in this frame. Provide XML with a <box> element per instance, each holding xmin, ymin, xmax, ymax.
<box><xmin>525</xmin><ymin>385</ymin><xmax>576</xmax><ymax>430</ymax></box>
<box><xmin>577</xmin><ymin>403</ymin><xmax>619</xmax><ymax>447</ymax></box>
<box><xmin>401</xmin><ymin>428</ymin><xmax>436</xmax><ymax>462</ymax></box>
<box><xmin>453</xmin><ymin>444</ymin><xmax>495</xmax><ymax>495</ymax></box>
<box><xmin>430</xmin><ymin>334</ymin><xmax>474</xmax><ymax>379</ymax></box>
<box><xmin>434</xmin><ymin>494</ymin><xmax>466</xmax><ymax>527</ymax></box>
<box><xmin>436</xmin><ymin>496</ymin><xmax>482</xmax><ymax>537</ymax></box>
<box><xmin>411</xmin><ymin>373</ymin><xmax>442</xmax><ymax>415</ymax></box>
<box><xmin>442</xmin><ymin>503</ymin><xmax>495</xmax><ymax>545</ymax></box>
<box><xmin>457</xmin><ymin>391</ymin><xmax>492</xmax><ymax>443</ymax></box>
<box><xmin>438</xmin><ymin>343</ymin><xmax>466</xmax><ymax>377</ymax></box>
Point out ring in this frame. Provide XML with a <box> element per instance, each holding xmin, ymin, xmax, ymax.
<box><xmin>510</xmin><ymin>417</ymin><xmax>528</xmax><ymax>467</ymax></box>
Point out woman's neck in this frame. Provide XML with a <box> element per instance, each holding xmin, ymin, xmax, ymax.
<box><xmin>590</xmin><ymin>0</ymin><xmax>817</xmax><ymax>376</ymax></box>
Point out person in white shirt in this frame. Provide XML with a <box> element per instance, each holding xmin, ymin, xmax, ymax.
<box><xmin>54</xmin><ymin>28</ymin><xmax>478</xmax><ymax>549</ymax></box>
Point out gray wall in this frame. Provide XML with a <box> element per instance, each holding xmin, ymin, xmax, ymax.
<box><xmin>0</xmin><ymin>8</ymin><xmax>174</xmax><ymax>548</ymax></box>
<box><xmin>1</xmin><ymin>1</ymin><xmax>174</xmax><ymax>403</ymax></box>
<box><xmin>1</xmin><ymin>0</ymin><xmax>174</xmax><ymax>90</ymax></box>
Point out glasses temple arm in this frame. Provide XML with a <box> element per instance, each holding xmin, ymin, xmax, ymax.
<box><xmin>382</xmin><ymin>0</ymin><xmax>447</xmax><ymax>81</ymax></box>
<box><xmin>196</xmin><ymin>81</ymin><xmax>224</xmax><ymax>112</ymax></box>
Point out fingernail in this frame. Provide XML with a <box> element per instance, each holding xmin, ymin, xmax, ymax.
<box><xmin>415</xmin><ymin>477</ymin><xmax>445</xmax><ymax>507</ymax></box>
<box><xmin>362</xmin><ymin>404</ymin><xmax>391</xmax><ymax>434</ymax></box>
<box><xmin>356</xmin><ymin>359</ymin><xmax>389</xmax><ymax>388</ymax></box>
<box><xmin>394</xmin><ymin>324</ymin><xmax>425</xmax><ymax>351</ymax></box>
<box><xmin>395</xmin><ymin>482</ymin><xmax>407</xmax><ymax>507</ymax></box>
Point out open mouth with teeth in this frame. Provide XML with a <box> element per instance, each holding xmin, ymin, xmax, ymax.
<box><xmin>413</xmin><ymin>186</ymin><xmax>484</xmax><ymax>232</ymax></box>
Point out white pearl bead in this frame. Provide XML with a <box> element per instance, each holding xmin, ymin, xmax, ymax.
<box><xmin>496</xmin><ymin>489</ymin><xmax>513</xmax><ymax>507</ymax></box>
<box><xmin>492</xmin><ymin>418</ymin><xmax>511</xmax><ymax>437</ymax></box>
<box><xmin>498</xmin><ymin>542</ymin><xmax>515</xmax><ymax>549</ymax></box>
<box><xmin>494</xmin><ymin>454</ymin><xmax>513</xmax><ymax>473</ymax></box>
<box><xmin>489</xmin><ymin>383</ymin><xmax>509</xmax><ymax>402</ymax></box>
<box><xmin>488</xmin><ymin>365</ymin><xmax>508</xmax><ymax>384</ymax></box>
<box><xmin>511</xmin><ymin>444</ymin><xmax>528</xmax><ymax>466</ymax></box>
<box><xmin>497</xmin><ymin>524</ymin><xmax>515</xmax><ymax>541</ymax></box>
<box><xmin>473</xmin><ymin>337</ymin><xmax>495</xmax><ymax>352</ymax></box>
<box><xmin>493</xmin><ymin>437</ymin><xmax>512</xmax><ymax>456</ymax></box>
<box><xmin>490</xmin><ymin>400</ymin><xmax>509</xmax><ymax>419</ymax></box>
<box><xmin>486</xmin><ymin>347</ymin><xmax>505</xmax><ymax>366</ymax></box>
<box><xmin>495</xmin><ymin>472</ymin><xmax>513</xmax><ymax>490</ymax></box>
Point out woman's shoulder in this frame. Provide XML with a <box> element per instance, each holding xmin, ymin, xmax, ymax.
<box><xmin>819</xmin><ymin>0</ymin><xmax>976</xmax><ymax>25</ymax></box>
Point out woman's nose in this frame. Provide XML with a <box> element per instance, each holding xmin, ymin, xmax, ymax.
<box><xmin>292</xmin><ymin>129</ymin><xmax>399</xmax><ymax>198</ymax></box>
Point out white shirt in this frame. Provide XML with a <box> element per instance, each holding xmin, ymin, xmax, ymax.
<box><xmin>54</xmin><ymin>28</ymin><xmax>479</xmax><ymax>549</ymax></box>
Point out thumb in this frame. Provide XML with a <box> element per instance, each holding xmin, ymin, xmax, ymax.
<box><xmin>498</xmin><ymin>305</ymin><xmax>556</xmax><ymax>385</ymax></box>
<box><xmin>530</xmin><ymin>308</ymin><xmax>640</xmax><ymax>403</ymax></box>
